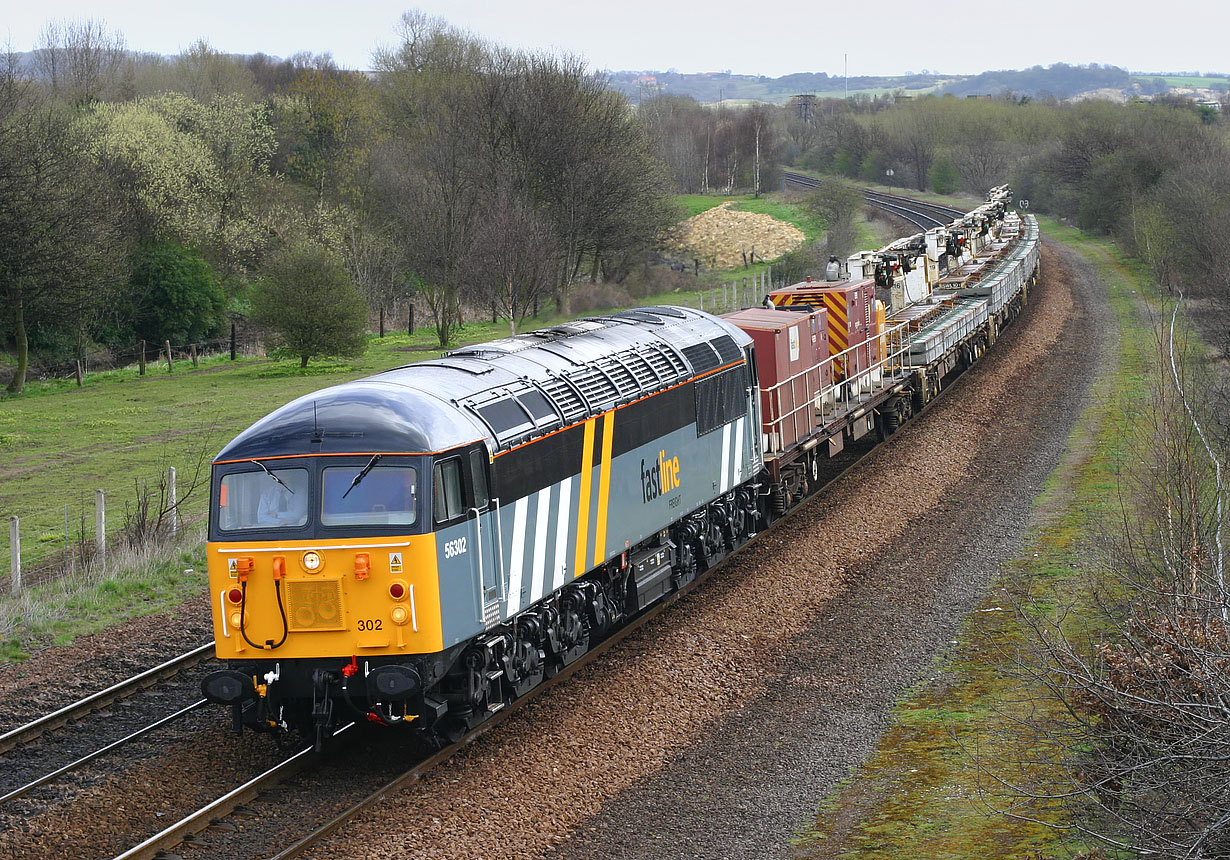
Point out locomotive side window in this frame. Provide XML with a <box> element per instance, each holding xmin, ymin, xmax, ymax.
<box><xmin>433</xmin><ymin>458</ymin><xmax>465</xmax><ymax>524</ymax></box>
<box><xmin>321</xmin><ymin>466</ymin><xmax>418</xmax><ymax>526</ymax></box>
<box><xmin>218</xmin><ymin>468</ymin><xmax>309</xmax><ymax>531</ymax></box>
<box><xmin>469</xmin><ymin>449</ymin><xmax>489</xmax><ymax>510</ymax></box>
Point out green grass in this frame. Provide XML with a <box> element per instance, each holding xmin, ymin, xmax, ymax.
<box><xmin>673</xmin><ymin>192</ymin><xmax>823</xmax><ymax>241</ymax></box>
<box><xmin>792</xmin><ymin>218</ymin><xmax>1162</xmax><ymax>859</ymax></box>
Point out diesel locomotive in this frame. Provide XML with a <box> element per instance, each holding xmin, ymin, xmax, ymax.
<box><xmin>201</xmin><ymin>188</ymin><xmax>1039</xmax><ymax>746</ymax></box>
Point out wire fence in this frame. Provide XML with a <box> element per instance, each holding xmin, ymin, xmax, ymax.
<box><xmin>1</xmin><ymin>464</ymin><xmax>210</xmax><ymax>595</ymax></box>
<box><xmin>10</xmin><ymin>328</ymin><xmax>266</xmax><ymax>387</ymax></box>
<box><xmin>681</xmin><ymin>269</ymin><xmax>780</xmax><ymax>315</ymax></box>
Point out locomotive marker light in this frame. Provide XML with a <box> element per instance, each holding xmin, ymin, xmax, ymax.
<box><xmin>301</xmin><ymin>550</ymin><xmax>323</xmax><ymax>572</ymax></box>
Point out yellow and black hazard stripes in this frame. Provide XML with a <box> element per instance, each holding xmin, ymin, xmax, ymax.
<box><xmin>822</xmin><ymin>292</ymin><xmax>849</xmax><ymax>355</ymax></box>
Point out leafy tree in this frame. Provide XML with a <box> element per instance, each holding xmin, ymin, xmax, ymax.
<box><xmin>0</xmin><ymin>58</ymin><xmax>126</xmax><ymax>394</ymax></box>
<box><xmin>278</xmin><ymin>67</ymin><xmax>382</xmax><ymax>206</ymax></box>
<box><xmin>84</xmin><ymin>92</ymin><xmax>275</xmax><ymax>276</ymax></box>
<box><xmin>128</xmin><ymin>241</ymin><xmax>225</xmax><ymax>345</ymax></box>
<box><xmin>252</xmin><ymin>244</ymin><xmax>368</xmax><ymax>367</ymax></box>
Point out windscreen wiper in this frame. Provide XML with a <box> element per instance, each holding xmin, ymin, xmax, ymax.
<box><xmin>253</xmin><ymin>459</ymin><xmax>295</xmax><ymax>494</ymax></box>
<box><xmin>342</xmin><ymin>454</ymin><xmax>382</xmax><ymax>499</ymax></box>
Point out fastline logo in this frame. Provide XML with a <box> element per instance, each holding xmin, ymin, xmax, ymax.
<box><xmin>640</xmin><ymin>449</ymin><xmax>681</xmax><ymax>503</ymax></box>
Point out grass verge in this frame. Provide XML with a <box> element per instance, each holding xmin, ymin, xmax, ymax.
<box><xmin>790</xmin><ymin>218</ymin><xmax>1159</xmax><ymax>858</ymax></box>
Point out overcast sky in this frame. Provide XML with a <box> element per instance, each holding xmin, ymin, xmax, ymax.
<box><xmin>3</xmin><ymin>0</ymin><xmax>1227</xmax><ymax>79</ymax></box>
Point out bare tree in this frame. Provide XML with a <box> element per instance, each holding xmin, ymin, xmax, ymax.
<box><xmin>469</xmin><ymin>190</ymin><xmax>557</xmax><ymax>334</ymax></box>
<box><xmin>1015</xmin><ymin>313</ymin><xmax>1230</xmax><ymax>858</ymax></box>
<box><xmin>33</xmin><ymin>18</ymin><xmax>127</xmax><ymax>103</ymax></box>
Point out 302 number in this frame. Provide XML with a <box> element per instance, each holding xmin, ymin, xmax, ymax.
<box><xmin>443</xmin><ymin>537</ymin><xmax>468</xmax><ymax>558</ymax></box>
<box><xmin>357</xmin><ymin>619</ymin><xmax>383</xmax><ymax>631</ymax></box>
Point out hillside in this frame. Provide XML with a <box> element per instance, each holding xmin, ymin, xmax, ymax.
<box><xmin>610</xmin><ymin>63</ymin><xmax>1229</xmax><ymax>105</ymax></box>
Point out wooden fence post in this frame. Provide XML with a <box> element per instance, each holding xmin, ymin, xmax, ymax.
<box><xmin>230</xmin><ymin>323</ymin><xmax>237</xmax><ymax>361</ymax></box>
<box><xmin>9</xmin><ymin>516</ymin><xmax>19</xmax><ymax>596</ymax></box>
<box><xmin>190</xmin><ymin>344</ymin><xmax>198</xmax><ymax>368</ymax></box>
<box><xmin>168</xmin><ymin>466</ymin><xmax>178</xmax><ymax>538</ymax></box>
<box><xmin>139</xmin><ymin>340</ymin><xmax>146</xmax><ymax>376</ymax></box>
<box><xmin>95</xmin><ymin>490</ymin><xmax>106</xmax><ymax>565</ymax></box>
<box><xmin>408</xmin><ymin>304</ymin><xmax>415</xmax><ymax>335</ymax></box>
<box><xmin>75</xmin><ymin>359</ymin><xmax>83</xmax><ymax>387</ymax></box>
<box><xmin>379</xmin><ymin>306</ymin><xmax>385</xmax><ymax>338</ymax></box>
<box><xmin>165</xmin><ymin>341</ymin><xmax>173</xmax><ymax>373</ymax></box>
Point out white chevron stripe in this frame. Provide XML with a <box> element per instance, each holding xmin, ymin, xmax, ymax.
<box><xmin>552</xmin><ymin>477</ymin><xmax>573</xmax><ymax>590</ymax></box>
<box><xmin>733</xmin><ymin>416</ymin><xmax>746</xmax><ymax>485</ymax></box>
<box><xmin>719</xmin><ymin>422</ymin><xmax>732</xmax><ymax>493</ymax></box>
<box><xmin>505</xmin><ymin>495</ymin><xmax>529</xmax><ymax>617</ymax></box>
<box><xmin>530</xmin><ymin>487</ymin><xmax>551</xmax><ymax>603</ymax></box>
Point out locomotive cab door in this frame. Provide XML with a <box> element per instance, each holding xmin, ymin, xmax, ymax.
<box><xmin>434</xmin><ymin>445</ymin><xmax>502</xmax><ymax>634</ymax></box>
<box><xmin>463</xmin><ymin>446</ymin><xmax>503</xmax><ymax>629</ymax></box>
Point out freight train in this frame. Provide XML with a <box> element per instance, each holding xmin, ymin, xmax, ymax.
<box><xmin>201</xmin><ymin>187</ymin><xmax>1040</xmax><ymax>746</ymax></box>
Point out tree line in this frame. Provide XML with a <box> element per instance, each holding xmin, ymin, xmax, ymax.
<box><xmin>0</xmin><ymin>13</ymin><xmax>675</xmax><ymax>393</ymax></box>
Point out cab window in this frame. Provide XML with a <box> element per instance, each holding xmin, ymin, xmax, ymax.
<box><xmin>321</xmin><ymin>466</ymin><xmax>418</xmax><ymax>527</ymax></box>
<box><xmin>433</xmin><ymin>458</ymin><xmax>465</xmax><ymax>524</ymax></box>
<box><xmin>218</xmin><ymin>468</ymin><xmax>310</xmax><ymax>531</ymax></box>
<box><xmin>469</xmin><ymin>449</ymin><xmax>489</xmax><ymax>510</ymax></box>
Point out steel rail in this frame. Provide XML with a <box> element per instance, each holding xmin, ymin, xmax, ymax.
<box><xmin>108</xmin><ymin>723</ymin><xmax>355</xmax><ymax>860</ymax></box>
<box><xmin>0</xmin><ymin>699</ymin><xmax>209</xmax><ymax>804</ymax></box>
<box><xmin>0</xmin><ymin>642</ymin><xmax>214</xmax><ymax>755</ymax></box>
<box><xmin>780</xmin><ymin>171</ymin><xmax>960</xmax><ymax>228</ymax></box>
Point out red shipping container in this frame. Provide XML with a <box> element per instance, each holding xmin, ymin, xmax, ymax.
<box><xmin>769</xmin><ymin>279</ymin><xmax>874</xmax><ymax>383</ymax></box>
<box><xmin>723</xmin><ymin>306</ymin><xmax>830</xmax><ymax>453</ymax></box>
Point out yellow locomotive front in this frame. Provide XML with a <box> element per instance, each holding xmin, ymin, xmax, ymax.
<box><xmin>207</xmin><ymin>457</ymin><xmax>443</xmax><ymax>659</ymax></box>
<box><xmin>199</xmin><ymin>378</ymin><xmax>493</xmax><ymax>745</ymax></box>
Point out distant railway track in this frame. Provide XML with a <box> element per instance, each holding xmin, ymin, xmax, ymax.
<box><xmin>0</xmin><ymin>642</ymin><xmax>213</xmax><ymax>755</ymax></box>
<box><xmin>781</xmin><ymin>170</ymin><xmax>966</xmax><ymax>228</ymax></box>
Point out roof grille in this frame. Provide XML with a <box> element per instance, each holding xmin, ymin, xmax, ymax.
<box><xmin>682</xmin><ymin>342</ymin><xmax>722</xmax><ymax>374</ymax></box>
<box><xmin>571</xmin><ymin>369</ymin><xmax>619</xmax><ymax>411</ymax></box>
<box><xmin>540</xmin><ymin>377</ymin><xmax>587</xmax><ymax>423</ymax></box>
<box><xmin>622</xmin><ymin>352</ymin><xmax>660</xmax><ymax>389</ymax></box>
<box><xmin>712</xmin><ymin>334</ymin><xmax>742</xmax><ymax>364</ymax></box>
<box><xmin>645</xmin><ymin>346</ymin><xmax>687</xmax><ymax>383</ymax></box>
<box><xmin>596</xmin><ymin>358</ymin><xmax>638</xmax><ymax>400</ymax></box>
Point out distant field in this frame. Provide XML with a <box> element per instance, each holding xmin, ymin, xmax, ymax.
<box><xmin>1132</xmin><ymin>74</ymin><xmax>1229</xmax><ymax>87</ymax></box>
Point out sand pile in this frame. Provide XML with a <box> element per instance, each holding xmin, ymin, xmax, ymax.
<box><xmin>662</xmin><ymin>202</ymin><xmax>806</xmax><ymax>269</ymax></box>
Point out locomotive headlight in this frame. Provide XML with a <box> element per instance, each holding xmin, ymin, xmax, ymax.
<box><xmin>390</xmin><ymin>605</ymin><xmax>410</xmax><ymax>626</ymax></box>
<box><xmin>301</xmin><ymin>550</ymin><xmax>323</xmax><ymax>572</ymax></box>
<box><xmin>230</xmin><ymin>611</ymin><xmax>243</xmax><ymax>628</ymax></box>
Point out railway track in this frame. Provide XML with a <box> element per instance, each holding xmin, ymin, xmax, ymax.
<box><xmin>781</xmin><ymin>170</ymin><xmax>967</xmax><ymax>227</ymax></box>
<box><xmin>0</xmin><ymin>642</ymin><xmax>213</xmax><ymax>755</ymax></box>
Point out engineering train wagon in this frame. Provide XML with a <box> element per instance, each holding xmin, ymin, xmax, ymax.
<box><xmin>201</xmin><ymin>307</ymin><xmax>763</xmax><ymax>744</ymax></box>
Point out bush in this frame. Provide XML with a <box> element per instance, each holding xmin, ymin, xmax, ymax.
<box><xmin>928</xmin><ymin>159</ymin><xmax>961</xmax><ymax>194</ymax></box>
<box><xmin>129</xmin><ymin>241</ymin><xmax>225</xmax><ymax>346</ymax></box>
<box><xmin>252</xmin><ymin>244</ymin><xmax>368</xmax><ymax>367</ymax></box>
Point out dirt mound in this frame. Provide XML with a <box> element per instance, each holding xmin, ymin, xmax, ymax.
<box><xmin>663</xmin><ymin>202</ymin><xmax>806</xmax><ymax>269</ymax></box>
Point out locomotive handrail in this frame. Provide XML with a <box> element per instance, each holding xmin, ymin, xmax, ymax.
<box><xmin>468</xmin><ymin>506</ymin><xmax>488</xmax><ymax>620</ymax></box>
<box><xmin>758</xmin><ymin>319</ymin><xmax>913</xmax><ymax>452</ymax></box>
